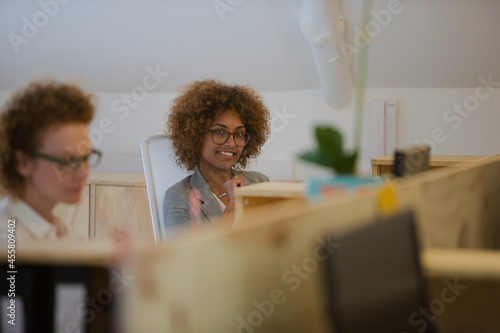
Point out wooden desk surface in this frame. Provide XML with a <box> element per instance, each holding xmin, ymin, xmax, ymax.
<box><xmin>371</xmin><ymin>154</ymin><xmax>489</xmax><ymax>167</ymax></box>
<box><xmin>236</xmin><ymin>181</ymin><xmax>304</xmax><ymax>198</ymax></box>
<box><xmin>422</xmin><ymin>248</ymin><xmax>500</xmax><ymax>280</ymax></box>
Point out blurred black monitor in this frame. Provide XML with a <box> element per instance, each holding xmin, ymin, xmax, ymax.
<box><xmin>393</xmin><ymin>145</ymin><xmax>431</xmax><ymax>177</ymax></box>
<box><xmin>324</xmin><ymin>211</ymin><xmax>436</xmax><ymax>333</ymax></box>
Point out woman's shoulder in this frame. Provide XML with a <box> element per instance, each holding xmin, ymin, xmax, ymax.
<box><xmin>241</xmin><ymin>170</ymin><xmax>269</xmax><ymax>183</ymax></box>
<box><xmin>164</xmin><ymin>174</ymin><xmax>193</xmax><ymax>200</ymax></box>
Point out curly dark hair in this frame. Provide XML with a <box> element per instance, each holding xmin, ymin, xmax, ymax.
<box><xmin>166</xmin><ymin>79</ymin><xmax>271</xmax><ymax>171</ymax></box>
<box><xmin>0</xmin><ymin>80</ymin><xmax>96</xmax><ymax>198</ymax></box>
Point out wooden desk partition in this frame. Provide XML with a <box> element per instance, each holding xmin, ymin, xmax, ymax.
<box><xmin>371</xmin><ymin>154</ymin><xmax>489</xmax><ymax>176</ymax></box>
<box><xmin>125</xmin><ymin>156</ymin><xmax>500</xmax><ymax>332</ymax></box>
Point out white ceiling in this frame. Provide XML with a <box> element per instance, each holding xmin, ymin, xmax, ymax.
<box><xmin>1</xmin><ymin>0</ymin><xmax>499</xmax><ymax>92</ymax></box>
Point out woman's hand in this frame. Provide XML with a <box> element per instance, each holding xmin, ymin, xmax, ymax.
<box><xmin>216</xmin><ymin>175</ymin><xmax>244</xmax><ymax>230</ymax></box>
<box><xmin>223</xmin><ymin>174</ymin><xmax>245</xmax><ymax>204</ymax></box>
<box><xmin>112</xmin><ymin>228</ymin><xmax>130</xmax><ymax>242</ymax></box>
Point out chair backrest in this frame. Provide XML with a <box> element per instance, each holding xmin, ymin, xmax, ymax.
<box><xmin>140</xmin><ymin>134</ymin><xmax>189</xmax><ymax>243</ymax></box>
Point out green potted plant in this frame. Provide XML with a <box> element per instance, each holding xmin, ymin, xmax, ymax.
<box><xmin>298</xmin><ymin>125</ymin><xmax>358</xmax><ymax>174</ymax></box>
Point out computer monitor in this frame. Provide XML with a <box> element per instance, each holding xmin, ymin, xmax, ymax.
<box><xmin>393</xmin><ymin>145</ymin><xmax>431</xmax><ymax>177</ymax></box>
<box><xmin>324</xmin><ymin>211</ymin><xmax>436</xmax><ymax>333</ymax></box>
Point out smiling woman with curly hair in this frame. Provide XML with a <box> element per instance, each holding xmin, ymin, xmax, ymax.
<box><xmin>163</xmin><ymin>79</ymin><xmax>271</xmax><ymax>240</ymax></box>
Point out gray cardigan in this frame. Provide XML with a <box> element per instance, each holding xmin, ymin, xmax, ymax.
<box><xmin>163</xmin><ymin>168</ymin><xmax>268</xmax><ymax>241</ymax></box>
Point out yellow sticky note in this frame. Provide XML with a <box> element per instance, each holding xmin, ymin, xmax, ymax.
<box><xmin>378</xmin><ymin>184</ymin><xmax>397</xmax><ymax>215</ymax></box>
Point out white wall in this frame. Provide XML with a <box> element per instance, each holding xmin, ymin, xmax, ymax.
<box><xmin>1</xmin><ymin>0</ymin><xmax>499</xmax><ymax>180</ymax></box>
<box><xmin>3</xmin><ymin>85</ymin><xmax>497</xmax><ymax>179</ymax></box>
<box><xmin>2</xmin><ymin>1</ymin><xmax>499</xmax><ymax>90</ymax></box>
<box><xmin>91</xmin><ymin>86</ymin><xmax>500</xmax><ymax>177</ymax></box>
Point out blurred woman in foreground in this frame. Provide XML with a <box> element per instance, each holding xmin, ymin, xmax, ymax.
<box><xmin>0</xmin><ymin>80</ymin><xmax>101</xmax><ymax>243</ymax></box>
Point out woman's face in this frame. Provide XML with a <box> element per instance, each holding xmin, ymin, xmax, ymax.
<box><xmin>17</xmin><ymin>123</ymin><xmax>91</xmax><ymax>206</ymax></box>
<box><xmin>199</xmin><ymin>109</ymin><xmax>246</xmax><ymax>173</ymax></box>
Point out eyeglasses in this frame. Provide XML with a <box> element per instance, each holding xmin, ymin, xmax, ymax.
<box><xmin>31</xmin><ymin>149</ymin><xmax>102</xmax><ymax>173</ymax></box>
<box><xmin>210</xmin><ymin>130</ymin><xmax>250</xmax><ymax>147</ymax></box>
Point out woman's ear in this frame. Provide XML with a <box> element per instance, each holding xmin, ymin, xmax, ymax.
<box><xmin>15</xmin><ymin>149</ymin><xmax>33</xmax><ymax>178</ymax></box>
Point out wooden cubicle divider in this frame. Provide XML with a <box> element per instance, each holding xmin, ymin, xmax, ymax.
<box><xmin>125</xmin><ymin>156</ymin><xmax>500</xmax><ymax>332</ymax></box>
<box><xmin>126</xmin><ymin>183</ymin><xmax>390</xmax><ymax>332</ymax></box>
<box><xmin>394</xmin><ymin>154</ymin><xmax>500</xmax><ymax>249</ymax></box>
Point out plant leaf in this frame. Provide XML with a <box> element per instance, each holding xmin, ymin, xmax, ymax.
<box><xmin>315</xmin><ymin>127</ymin><xmax>343</xmax><ymax>164</ymax></box>
<box><xmin>298</xmin><ymin>150</ymin><xmax>332</xmax><ymax>168</ymax></box>
<box><xmin>297</xmin><ymin>125</ymin><xmax>358</xmax><ymax>174</ymax></box>
<box><xmin>334</xmin><ymin>150</ymin><xmax>358</xmax><ymax>174</ymax></box>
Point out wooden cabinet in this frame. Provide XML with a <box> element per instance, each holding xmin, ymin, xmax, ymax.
<box><xmin>93</xmin><ymin>185</ymin><xmax>152</xmax><ymax>241</ymax></box>
<box><xmin>54</xmin><ymin>185</ymin><xmax>90</xmax><ymax>241</ymax></box>
<box><xmin>54</xmin><ymin>173</ymin><xmax>154</xmax><ymax>242</ymax></box>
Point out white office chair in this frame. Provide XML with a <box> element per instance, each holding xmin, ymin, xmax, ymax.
<box><xmin>140</xmin><ymin>134</ymin><xmax>189</xmax><ymax>243</ymax></box>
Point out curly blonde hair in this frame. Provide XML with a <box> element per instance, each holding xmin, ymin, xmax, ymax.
<box><xmin>0</xmin><ymin>80</ymin><xmax>96</xmax><ymax>198</ymax></box>
<box><xmin>166</xmin><ymin>79</ymin><xmax>271</xmax><ymax>171</ymax></box>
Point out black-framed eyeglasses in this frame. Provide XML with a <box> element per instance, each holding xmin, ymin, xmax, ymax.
<box><xmin>209</xmin><ymin>130</ymin><xmax>250</xmax><ymax>147</ymax></box>
<box><xmin>31</xmin><ymin>149</ymin><xmax>102</xmax><ymax>173</ymax></box>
